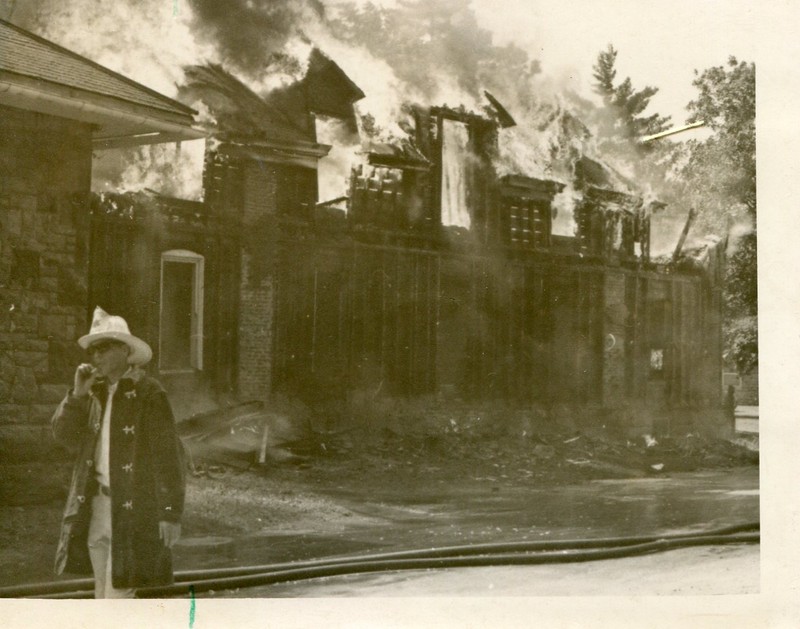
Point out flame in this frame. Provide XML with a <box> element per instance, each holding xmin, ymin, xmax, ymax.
<box><xmin>316</xmin><ymin>116</ymin><xmax>361</xmax><ymax>205</ymax></box>
<box><xmin>440</xmin><ymin>118</ymin><xmax>471</xmax><ymax>228</ymax></box>
<box><xmin>245</xmin><ymin>38</ymin><xmax>315</xmax><ymax>95</ymax></box>
<box><xmin>551</xmin><ymin>185</ymin><xmax>583</xmax><ymax>237</ymax></box>
<box><xmin>31</xmin><ymin>0</ymin><xmax>217</xmax><ymax>98</ymax></box>
<box><xmin>307</xmin><ymin>21</ymin><xmax>423</xmax><ymax>138</ymax></box>
<box><xmin>22</xmin><ymin>0</ymin><xmax>677</xmax><ymax>220</ymax></box>
<box><xmin>93</xmin><ymin>140</ymin><xmax>207</xmax><ymax>201</ymax></box>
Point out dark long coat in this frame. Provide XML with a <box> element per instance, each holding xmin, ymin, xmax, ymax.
<box><xmin>51</xmin><ymin>368</ymin><xmax>185</xmax><ymax>589</ymax></box>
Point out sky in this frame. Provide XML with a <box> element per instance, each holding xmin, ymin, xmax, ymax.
<box><xmin>470</xmin><ymin>0</ymin><xmax>757</xmax><ymax>126</ymax></box>
<box><xmin>0</xmin><ymin>0</ymin><xmax>760</xmax><ymax>129</ymax></box>
<box><xmin>319</xmin><ymin>0</ymin><xmax>759</xmax><ymax>133</ymax></box>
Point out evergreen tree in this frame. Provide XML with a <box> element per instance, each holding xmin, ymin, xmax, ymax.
<box><xmin>592</xmin><ymin>44</ymin><xmax>671</xmax><ymax>141</ymax></box>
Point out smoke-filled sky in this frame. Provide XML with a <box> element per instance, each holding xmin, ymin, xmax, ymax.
<box><xmin>470</xmin><ymin>0</ymin><xmax>757</xmax><ymax>126</ymax></box>
<box><xmin>0</xmin><ymin>0</ymin><xmax>776</xmax><ymax>200</ymax></box>
<box><xmin>324</xmin><ymin>0</ymin><xmax>759</xmax><ymax>129</ymax></box>
<box><xmin>2</xmin><ymin>0</ymin><xmax>759</xmax><ymax>125</ymax></box>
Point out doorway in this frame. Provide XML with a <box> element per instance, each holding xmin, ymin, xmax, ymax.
<box><xmin>159</xmin><ymin>250</ymin><xmax>204</xmax><ymax>373</ymax></box>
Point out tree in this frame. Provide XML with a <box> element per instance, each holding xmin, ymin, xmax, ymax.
<box><xmin>685</xmin><ymin>57</ymin><xmax>756</xmax><ymax>229</ymax></box>
<box><xmin>680</xmin><ymin>58</ymin><xmax>756</xmax><ymax>374</ymax></box>
<box><xmin>591</xmin><ymin>45</ymin><xmax>671</xmax><ymax>142</ymax></box>
<box><xmin>585</xmin><ymin>45</ymin><xmax>677</xmax><ymax>204</ymax></box>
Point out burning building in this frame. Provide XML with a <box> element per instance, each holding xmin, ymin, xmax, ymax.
<box><xmin>87</xmin><ymin>49</ymin><xmax>727</xmax><ymax>438</ymax></box>
<box><xmin>0</xmin><ymin>14</ymin><xmax>728</xmax><ymax>446</ymax></box>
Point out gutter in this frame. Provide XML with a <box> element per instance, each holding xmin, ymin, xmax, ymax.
<box><xmin>0</xmin><ymin>80</ymin><xmax>205</xmax><ymax>148</ymax></box>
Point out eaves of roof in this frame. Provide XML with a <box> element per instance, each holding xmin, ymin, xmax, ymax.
<box><xmin>0</xmin><ymin>18</ymin><xmax>194</xmax><ymax>117</ymax></box>
<box><xmin>0</xmin><ymin>18</ymin><xmax>203</xmax><ymax>147</ymax></box>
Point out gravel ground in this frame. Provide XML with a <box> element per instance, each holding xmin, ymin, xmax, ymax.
<box><xmin>0</xmin><ymin>428</ymin><xmax>758</xmax><ymax>589</ymax></box>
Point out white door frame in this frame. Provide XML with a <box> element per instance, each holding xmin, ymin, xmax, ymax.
<box><xmin>159</xmin><ymin>249</ymin><xmax>205</xmax><ymax>372</ymax></box>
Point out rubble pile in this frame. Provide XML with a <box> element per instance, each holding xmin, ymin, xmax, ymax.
<box><xmin>178</xmin><ymin>402</ymin><xmax>758</xmax><ymax>486</ymax></box>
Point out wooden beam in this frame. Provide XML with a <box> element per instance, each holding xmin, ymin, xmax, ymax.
<box><xmin>671</xmin><ymin>207</ymin><xmax>697</xmax><ymax>263</ymax></box>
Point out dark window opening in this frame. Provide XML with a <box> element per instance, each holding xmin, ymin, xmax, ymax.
<box><xmin>277</xmin><ymin>165</ymin><xmax>317</xmax><ymax>220</ymax></box>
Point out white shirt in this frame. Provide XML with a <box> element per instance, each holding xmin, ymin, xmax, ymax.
<box><xmin>94</xmin><ymin>381</ymin><xmax>118</xmax><ymax>488</ymax></box>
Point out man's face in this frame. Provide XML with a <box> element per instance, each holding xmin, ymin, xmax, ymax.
<box><xmin>87</xmin><ymin>339</ymin><xmax>130</xmax><ymax>379</ymax></box>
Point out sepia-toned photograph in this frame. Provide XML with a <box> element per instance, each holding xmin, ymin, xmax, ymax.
<box><xmin>1</xmin><ymin>0</ymin><xmax>793</xmax><ymax>626</ymax></box>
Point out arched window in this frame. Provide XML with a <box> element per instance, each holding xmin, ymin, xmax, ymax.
<box><xmin>159</xmin><ymin>250</ymin><xmax>204</xmax><ymax>372</ymax></box>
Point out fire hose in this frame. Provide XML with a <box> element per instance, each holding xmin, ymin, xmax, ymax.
<box><xmin>0</xmin><ymin>522</ymin><xmax>759</xmax><ymax>599</ymax></box>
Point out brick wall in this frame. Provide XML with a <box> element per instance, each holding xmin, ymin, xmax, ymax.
<box><xmin>237</xmin><ymin>161</ymin><xmax>278</xmax><ymax>401</ymax></box>
<box><xmin>0</xmin><ymin>105</ymin><xmax>93</xmax><ymax>460</ymax></box>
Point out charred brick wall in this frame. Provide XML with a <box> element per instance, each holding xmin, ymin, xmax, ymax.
<box><xmin>237</xmin><ymin>161</ymin><xmax>278</xmax><ymax>401</ymax></box>
<box><xmin>0</xmin><ymin>105</ymin><xmax>92</xmax><ymax>461</ymax></box>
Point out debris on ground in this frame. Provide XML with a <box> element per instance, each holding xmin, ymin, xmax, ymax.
<box><xmin>174</xmin><ymin>404</ymin><xmax>758</xmax><ymax>486</ymax></box>
<box><xmin>175</xmin><ymin>401</ymin><xmax>758</xmax><ymax>484</ymax></box>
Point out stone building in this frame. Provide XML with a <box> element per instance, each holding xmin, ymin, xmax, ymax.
<box><xmin>0</xmin><ymin>19</ymin><xmax>201</xmax><ymax>460</ymax></box>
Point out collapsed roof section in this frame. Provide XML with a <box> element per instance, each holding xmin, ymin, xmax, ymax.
<box><xmin>184</xmin><ymin>50</ymin><xmax>703</xmax><ymax>269</ymax></box>
<box><xmin>181</xmin><ymin>64</ymin><xmax>313</xmax><ymax>143</ymax></box>
<box><xmin>302</xmin><ymin>48</ymin><xmax>365</xmax><ymax>122</ymax></box>
<box><xmin>181</xmin><ymin>48</ymin><xmax>365</xmax><ymax>144</ymax></box>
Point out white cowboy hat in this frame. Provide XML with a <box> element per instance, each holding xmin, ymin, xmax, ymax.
<box><xmin>78</xmin><ymin>306</ymin><xmax>152</xmax><ymax>365</ymax></box>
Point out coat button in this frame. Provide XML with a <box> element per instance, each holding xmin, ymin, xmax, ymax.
<box><xmin>86</xmin><ymin>459</ymin><xmax>93</xmax><ymax>467</ymax></box>
<box><xmin>77</xmin><ymin>495</ymin><xmax>85</xmax><ymax>503</ymax></box>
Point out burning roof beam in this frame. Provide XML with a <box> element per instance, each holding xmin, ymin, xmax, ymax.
<box><xmin>316</xmin><ymin>196</ymin><xmax>348</xmax><ymax>209</ymax></box>
<box><xmin>483</xmin><ymin>90</ymin><xmax>516</xmax><ymax>128</ymax></box>
<box><xmin>367</xmin><ymin>153</ymin><xmax>430</xmax><ymax>171</ymax></box>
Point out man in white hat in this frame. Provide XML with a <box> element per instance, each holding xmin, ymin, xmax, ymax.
<box><xmin>52</xmin><ymin>307</ymin><xmax>186</xmax><ymax>598</ymax></box>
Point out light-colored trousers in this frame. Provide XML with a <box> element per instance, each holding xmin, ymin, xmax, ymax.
<box><xmin>87</xmin><ymin>495</ymin><xmax>136</xmax><ymax>599</ymax></box>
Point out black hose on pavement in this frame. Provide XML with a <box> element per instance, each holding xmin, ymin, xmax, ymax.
<box><xmin>0</xmin><ymin>522</ymin><xmax>759</xmax><ymax>599</ymax></box>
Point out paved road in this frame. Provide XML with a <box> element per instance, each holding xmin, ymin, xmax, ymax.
<box><xmin>195</xmin><ymin>467</ymin><xmax>759</xmax><ymax>597</ymax></box>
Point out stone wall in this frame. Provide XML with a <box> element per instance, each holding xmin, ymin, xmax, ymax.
<box><xmin>723</xmin><ymin>368</ymin><xmax>759</xmax><ymax>406</ymax></box>
<box><xmin>738</xmin><ymin>371</ymin><xmax>758</xmax><ymax>406</ymax></box>
<box><xmin>0</xmin><ymin>105</ymin><xmax>92</xmax><ymax>461</ymax></box>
